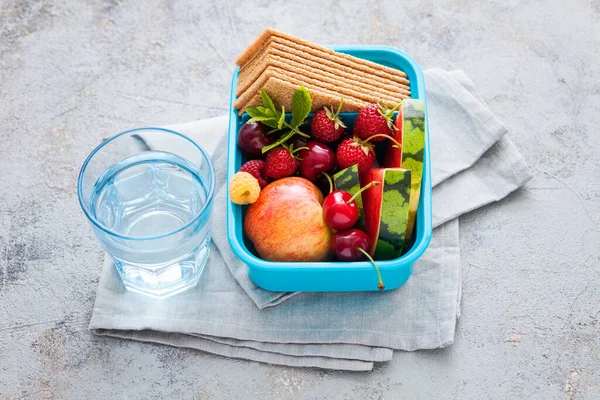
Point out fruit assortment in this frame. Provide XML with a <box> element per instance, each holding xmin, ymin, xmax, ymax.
<box><xmin>229</xmin><ymin>85</ymin><xmax>426</xmax><ymax>290</ymax></box>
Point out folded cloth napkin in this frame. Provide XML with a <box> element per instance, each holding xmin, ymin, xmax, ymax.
<box><xmin>89</xmin><ymin>69</ymin><xmax>533</xmax><ymax>371</ymax></box>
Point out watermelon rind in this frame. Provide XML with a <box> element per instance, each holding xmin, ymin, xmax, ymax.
<box><xmin>372</xmin><ymin>169</ymin><xmax>412</xmax><ymax>260</ymax></box>
<box><xmin>400</xmin><ymin>99</ymin><xmax>426</xmax><ymax>247</ymax></box>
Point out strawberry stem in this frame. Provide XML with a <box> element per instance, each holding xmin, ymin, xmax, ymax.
<box><xmin>377</xmin><ymin>102</ymin><xmax>402</xmax><ymax>131</ymax></box>
<box><xmin>346</xmin><ymin>181</ymin><xmax>380</xmax><ymax>204</ymax></box>
<box><xmin>364</xmin><ymin>134</ymin><xmax>402</xmax><ymax>148</ymax></box>
<box><xmin>336</xmin><ymin>97</ymin><xmax>344</xmax><ymax>115</ymax></box>
<box><xmin>322</xmin><ymin>172</ymin><xmax>333</xmax><ymax>194</ymax></box>
<box><xmin>326</xmin><ymin>97</ymin><xmax>347</xmax><ymax>129</ymax></box>
<box><xmin>356</xmin><ymin>247</ymin><xmax>384</xmax><ymax>290</ymax></box>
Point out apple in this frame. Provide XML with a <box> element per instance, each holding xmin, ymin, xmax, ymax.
<box><xmin>244</xmin><ymin>177</ymin><xmax>333</xmax><ymax>262</ymax></box>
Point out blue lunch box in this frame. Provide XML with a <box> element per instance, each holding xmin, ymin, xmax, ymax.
<box><xmin>226</xmin><ymin>45</ymin><xmax>432</xmax><ymax>292</ymax></box>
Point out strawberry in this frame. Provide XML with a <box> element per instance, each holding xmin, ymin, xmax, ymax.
<box><xmin>265</xmin><ymin>146</ymin><xmax>299</xmax><ymax>179</ymax></box>
<box><xmin>353</xmin><ymin>103</ymin><xmax>401</xmax><ymax>142</ymax></box>
<box><xmin>239</xmin><ymin>160</ymin><xmax>270</xmax><ymax>189</ymax></box>
<box><xmin>336</xmin><ymin>137</ymin><xmax>376</xmax><ymax>175</ymax></box>
<box><xmin>310</xmin><ymin>99</ymin><xmax>346</xmax><ymax>142</ymax></box>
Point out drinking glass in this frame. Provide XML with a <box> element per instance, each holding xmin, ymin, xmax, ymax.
<box><xmin>78</xmin><ymin>128</ymin><xmax>216</xmax><ymax>298</ymax></box>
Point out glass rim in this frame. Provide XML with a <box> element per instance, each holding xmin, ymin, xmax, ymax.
<box><xmin>77</xmin><ymin>127</ymin><xmax>216</xmax><ymax>241</ymax></box>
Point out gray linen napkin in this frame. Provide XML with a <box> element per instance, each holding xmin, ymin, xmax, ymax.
<box><xmin>89</xmin><ymin>69</ymin><xmax>533</xmax><ymax>371</ymax></box>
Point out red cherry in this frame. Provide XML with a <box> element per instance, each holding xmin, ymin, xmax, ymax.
<box><xmin>237</xmin><ymin>122</ymin><xmax>274</xmax><ymax>158</ymax></box>
<box><xmin>331</xmin><ymin>228</ymin><xmax>370</xmax><ymax>261</ymax></box>
<box><xmin>298</xmin><ymin>141</ymin><xmax>336</xmax><ymax>181</ymax></box>
<box><xmin>322</xmin><ymin>181</ymin><xmax>380</xmax><ymax>230</ymax></box>
<box><xmin>323</xmin><ymin>190</ymin><xmax>358</xmax><ymax>231</ymax></box>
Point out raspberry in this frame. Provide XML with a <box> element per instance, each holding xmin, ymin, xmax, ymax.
<box><xmin>229</xmin><ymin>172</ymin><xmax>261</xmax><ymax>205</ymax></box>
<box><xmin>239</xmin><ymin>160</ymin><xmax>270</xmax><ymax>189</ymax></box>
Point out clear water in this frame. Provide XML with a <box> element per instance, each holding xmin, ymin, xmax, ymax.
<box><xmin>90</xmin><ymin>151</ymin><xmax>211</xmax><ymax>298</ymax></box>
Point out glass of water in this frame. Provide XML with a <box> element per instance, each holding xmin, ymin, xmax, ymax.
<box><xmin>78</xmin><ymin>128</ymin><xmax>216</xmax><ymax>298</ymax></box>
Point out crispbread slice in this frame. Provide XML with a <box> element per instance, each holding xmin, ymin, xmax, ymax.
<box><xmin>236</xmin><ymin>28</ymin><xmax>273</xmax><ymax>66</ymax></box>
<box><xmin>238</xmin><ymin>37</ymin><xmax>410</xmax><ymax>96</ymax></box>
<box><xmin>236</xmin><ymin>28</ymin><xmax>409</xmax><ymax>85</ymax></box>
<box><xmin>237</xmin><ymin>76</ymin><xmax>365</xmax><ymax>116</ymax></box>
<box><xmin>233</xmin><ymin>66</ymin><xmax>405</xmax><ymax>111</ymax></box>
<box><xmin>236</xmin><ymin>46</ymin><xmax>411</xmax><ymax>99</ymax></box>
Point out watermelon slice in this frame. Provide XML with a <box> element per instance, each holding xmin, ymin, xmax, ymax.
<box><xmin>333</xmin><ymin>164</ymin><xmax>365</xmax><ymax>229</ymax></box>
<box><xmin>362</xmin><ymin>168</ymin><xmax>412</xmax><ymax>260</ymax></box>
<box><xmin>400</xmin><ymin>100</ymin><xmax>426</xmax><ymax>246</ymax></box>
<box><xmin>383</xmin><ymin>106</ymin><xmax>403</xmax><ymax>168</ymax></box>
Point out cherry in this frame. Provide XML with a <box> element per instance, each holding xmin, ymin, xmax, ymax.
<box><xmin>298</xmin><ymin>141</ymin><xmax>336</xmax><ymax>181</ymax></box>
<box><xmin>314</xmin><ymin>168</ymin><xmax>338</xmax><ymax>197</ymax></box>
<box><xmin>237</xmin><ymin>121</ymin><xmax>274</xmax><ymax>158</ymax></box>
<box><xmin>323</xmin><ymin>191</ymin><xmax>357</xmax><ymax>230</ymax></box>
<box><xmin>331</xmin><ymin>228</ymin><xmax>384</xmax><ymax>290</ymax></box>
<box><xmin>331</xmin><ymin>228</ymin><xmax>370</xmax><ymax>261</ymax></box>
<box><xmin>287</xmin><ymin>135</ymin><xmax>308</xmax><ymax>152</ymax></box>
<box><xmin>322</xmin><ymin>181</ymin><xmax>379</xmax><ymax>231</ymax></box>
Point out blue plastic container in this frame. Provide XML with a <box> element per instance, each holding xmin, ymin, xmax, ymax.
<box><xmin>226</xmin><ymin>45</ymin><xmax>432</xmax><ymax>292</ymax></box>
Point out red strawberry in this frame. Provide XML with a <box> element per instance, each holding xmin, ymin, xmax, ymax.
<box><xmin>265</xmin><ymin>146</ymin><xmax>299</xmax><ymax>179</ymax></box>
<box><xmin>240</xmin><ymin>160</ymin><xmax>270</xmax><ymax>189</ymax></box>
<box><xmin>336</xmin><ymin>137</ymin><xmax>376</xmax><ymax>175</ymax></box>
<box><xmin>353</xmin><ymin>103</ymin><xmax>401</xmax><ymax>142</ymax></box>
<box><xmin>310</xmin><ymin>99</ymin><xmax>346</xmax><ymax>142</ymax></box>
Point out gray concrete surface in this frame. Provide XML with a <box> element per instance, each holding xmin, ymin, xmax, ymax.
<box><xmin>1</xmin><ymin>0</ymin><xmax>599</xmax><ymax>398</ymax></box>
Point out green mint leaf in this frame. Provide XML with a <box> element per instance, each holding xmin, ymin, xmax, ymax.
<box><xmin>246</xmin><ymin>106</ymin><xmax>279</xmax><ymax>129</ymax></box>
<box><xmin>248</xmin><ymin>116</ymin><xmax>276</xmax><ymax>123</ymax></box>
<box><xmin>271</xmin><ymin>106</ymin><xmax>282</xmax><ymax>124</ymax></box>
<box><xmin>256</xmin><ymin>106</ymin><xmax>272</xmax><ymax>115</ymax></box>
<box><xmin>277</xmin><ymin>105</ymin><xmax>285</xmax><ymax>129</ymax></box>
<box><xmin>290</xmin><ymin>86</ymin><xmax>312</xmax><ymax>129</ymax></box>
<box><xmin>259</xmin><ymin>119</ymin><xmax>280</xmax><ymax>129</ymax></box>
<box><xmin>260</xmin><ymin>89</ymin><xmax>277</xmax><ymax>114</ymax></box>
<box><xmin>246</xmin><ymin>106</ymin><xmax>266</xmax><ymax>119</ymax></box>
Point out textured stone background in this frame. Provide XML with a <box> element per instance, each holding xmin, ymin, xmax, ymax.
<box><xmin>1</xmin><ymin>0</ymin><xmax>599</xmax><ymax>398</ymax></box>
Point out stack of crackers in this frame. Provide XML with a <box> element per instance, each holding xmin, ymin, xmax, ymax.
<box><xmin>233</xmin><ymin>29</ymin><xmax>411</xmax><ymax>115</ymax></box>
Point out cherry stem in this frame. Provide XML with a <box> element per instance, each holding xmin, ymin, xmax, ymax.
<box><xmin>356</xmin><ymin>247</ymin><xmax>384</xmax><ymax>290</ymax></box>
<box><xmin>295</xmin><ymin>130</ymin><xmax>311</xmax><ymax>138</ymax></box>
<box><xmin>365</xmin><ymin>134</ymin><xmax>402</xmax><ymax>148</ymax></box>
<box><xmin>291</xmin><ymin>146</ymin><xmax>309</xmax><ymax>155</ymax></box>
<box><xmin>346</xmin><ymin>181</ymin><xmax>380</xmax><ymax>204</ymax></box>
<box><xmin>322</xmin><ymin>172</ymin><xmax>333</xmax><ymax>194</ymax></box>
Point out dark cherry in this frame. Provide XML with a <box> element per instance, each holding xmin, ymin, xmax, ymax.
<box><xmin>287</xmin><ymin>135</ymin><xmax>308</xmax><ymax>151</ymax></box>
<box><xmin>298</xmin><ymin>141</ymin><xmax>336</xmax><ymax>181</ymax></box>
<box><xmin>323</xmin><ymin>190</ymin><xmax>358</xmax><ymax>231</ymax></box>
<box><xmin>331</xmin><ymin>228</ymin><xmax>385</xmax><ymax>290</ymax></box>
<box><xmin>314</xmin><ymin>173</ymin><xmax>334</xmax><ymax>197</ymax></box>
<box><xmin>237</xmin><ymin>121</ymin><xmax>273</xmax><ymax>158</ymax></box>
<box><xmin>331</xmin><ymin>228</ymin><xmax>370</xmax><ymax>261</ymax></box>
